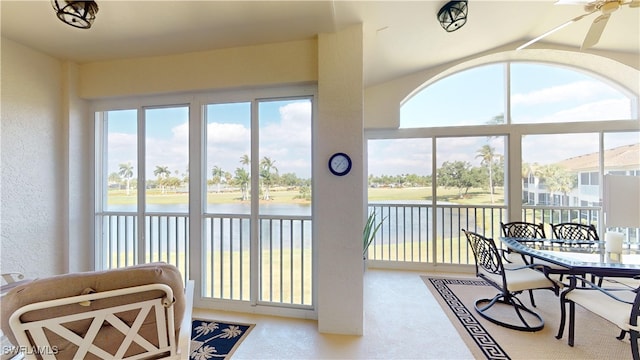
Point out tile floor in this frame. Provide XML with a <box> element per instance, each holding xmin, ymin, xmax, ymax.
<box><xmin>193</xmin><ymin>269</ymin><xmax>475</xmax><ymax>359</ymax></box>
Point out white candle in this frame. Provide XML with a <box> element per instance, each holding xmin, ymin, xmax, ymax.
<box><xmin>605</xmin><ymin>232</ymin><xmax>624</xmax><ymax>254</ymax></box>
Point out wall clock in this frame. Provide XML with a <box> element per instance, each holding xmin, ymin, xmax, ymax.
<box><xmin>328</xmin><ymin>152</ymin><xmax>352</xmax><ymax>176</ymax></box>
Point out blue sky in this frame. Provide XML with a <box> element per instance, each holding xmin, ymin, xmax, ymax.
<box><xmin>369</xmin><ymin>62</ymin><xmax>638</xmax><ymax>177</ymax></box>
<box><xmin>106</xmin><ymin>63</ymin><xmax>638</xmax><ymax>180</ymax></box>
<box><xmin>106</xmin><ymin>99</ymin><xmax>312</xmax><ymax>180</ymax></box>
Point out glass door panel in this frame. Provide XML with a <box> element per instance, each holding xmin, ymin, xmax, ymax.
<box><xmin>367</xmin><ymin>138</ymin><xmax>433</xmax><ymax>263</ymax></box>
<box><xmin>435</xmin><ymin>136</ymin><xmax>506</xmax><ymax>263</ymax></box>
<box><xmin>521</xmin><ymin>133</ymin><xmax>599</xmax><ymax>227</ymax></box>
<box><xmin>258</xmin><ymin>99</ymin><xmax>312</xmax><ymax>306</ymax></box>
<box><xmin>144</xmin><ymin>106</ymin><xmax>189</xmax><ymax>275</ymax></box>
<box><xmin>203</xmin><ymin>102</ymin><xmax>251</xmax><ymax>301</ymax></box>
<box><xmin>100</xmin><ymin>109</ymin><xmax>138</xmax><ymax>268</ymax></box>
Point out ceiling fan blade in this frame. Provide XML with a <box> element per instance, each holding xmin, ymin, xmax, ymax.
<box><xmin>581</xmin><ymin>13</ymin><xmax>610</xmax><ymax>49</ymax></box>
<box><xmin>628</xmin><ymin>0</ymin><xmax>640</xmax><ymax>8</ymax></box>
<box><xmin>554</xmin><ymin>0</ymin><xmax>591</xmax><ymax>5</ymax></box>
<box><xmin>517</xmin><ymin>11</ymin><xmax>594</xmax><ymax>50</ymax></box>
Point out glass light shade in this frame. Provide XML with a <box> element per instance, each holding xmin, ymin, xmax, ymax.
<box><xmin>437</xmin><ymin>0</ymin><xmax>468</xmax><ymax>32</ymax></box>
<box><xmin>51</xmin><ymin>0</ymin><xmax>99</xmax><ymax>29</ymax></box>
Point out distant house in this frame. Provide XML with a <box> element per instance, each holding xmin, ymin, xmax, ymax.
<box><xmin>524</xmin><ymin>143</ymin><xmax>640</xmax><ymax>207</ymax></box>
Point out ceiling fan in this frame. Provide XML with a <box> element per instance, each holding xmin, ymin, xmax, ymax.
<box><xmin>517</xmin><ymin>0</ymin><xmax>639</xmax><ymax>50</ymax></box>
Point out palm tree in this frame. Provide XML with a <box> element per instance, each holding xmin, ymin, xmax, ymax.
<box><xmin>538</xmin><ymin>164</ymin><xmax>574</xmax><ymax>206</ymax></box>
<box><xmin>240</xmin><ymin>154</ymin><xmax>250</xmax><ymax>168</ymax></box>
<box><xmin>234</xmin><ymin>168</ymin><xmax>250</xmax><ymax>201</ymax></box>
<box><xmin>154</xmin><ymin>165</ymin><xmax>170</xmax><ymax>194</ymax></box>
<box><xmin>260</xmin><ymin>157</ymin><xmax>278</xmax><ymax>200</ymax></box>
<box><xmin>211</xmin><ymin>165</ymin><xmax>225</xmax><ymax>193</ymax></box>
<box><xmin>486</xmin><ymin>113</ymin><xmax>504</xmax><ymax>125</ymax></box>
<box><xmin>118</xmin><ymin>162</ymin><xmax>134</xmax><ymax>195</ymax></box>
<box><xmin>476</xmin><ymin>144</ymin><xmax>496</xmax><ymax>203</ymax></box>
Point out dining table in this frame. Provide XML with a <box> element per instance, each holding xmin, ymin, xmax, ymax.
<box><xmin>501</xmin><ymin>236</ymin><xmax>640</xmax><ymax>278</ymax></box>
<box><xmin>502</xmin><ymin>236</ymin><xmax>640</xmax><ymax>355</ymax></box>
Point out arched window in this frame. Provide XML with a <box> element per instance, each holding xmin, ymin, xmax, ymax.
<box><xmin>400</xmin><ymin>62</ymin><xmax>636</xmax><ymax>128</ymax></box>
<box><xmin>368</xmin><ymin>60</ymin><xmax>639</xmax><ymax>266</ymax></box>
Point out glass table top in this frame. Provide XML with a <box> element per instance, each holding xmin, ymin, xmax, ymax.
<box><xmin>501</xmin><ymin>237</ymin><xmax>640</xmax><ymax>277</ymax></box>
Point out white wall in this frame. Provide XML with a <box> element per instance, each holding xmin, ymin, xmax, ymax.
<box><xmin>79</xmin><ymin>39</ymin><xmax>318</xmax><ymax>99</ymax></box>
<box><xmin>316</xmin><ymin>24</ymin><xmax>365</xmax><ymax>335</ymax></box>
<box><xmin>0</xmin><ymin>38</ymin><xmax>66</xmax><ymax>277</ymax></box>
<box><xmin>62</xmin><ymin>62</ymin><xmax>92</xmax><ymax>273</ymax></box>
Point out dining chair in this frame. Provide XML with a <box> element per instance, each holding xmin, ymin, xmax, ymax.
<box><xmin>500</xmin><ymin>221</ymin><xmax>546</xmax><ymax>243</ymax></box>
<box><xmin>556</xmin><ymin>275</ymin><xmax>640</xmax><ymax>360</ymax></box>
<box><xmin>500</xmin><ymin>221</ymin><xmax>548</xmax><ymax>306</ymax></box>
<box><xmin>551</xmin><ymin>222</ymin><xmax>599</xmax><ymax>246</ymax></box>
<box><xmin>462</xmin><ymin>229</ymin><xmax>561</xmax><ymax>332</ymax></box>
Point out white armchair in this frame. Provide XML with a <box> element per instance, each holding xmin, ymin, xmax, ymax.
<box><xmin>1</xmin><ymin>263</ymin><xmax>193</xmax><ymax>360</ymax></box>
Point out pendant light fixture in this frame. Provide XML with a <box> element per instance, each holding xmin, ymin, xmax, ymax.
<box><xmin>437</xmin><ymin>0</ymin><xmax>468</xmax><ymax>32</ymax></box>
<box><xmin>51</xmin><ymin>0</ymin><xmax>99</xmax><ymax>29</ymax></box>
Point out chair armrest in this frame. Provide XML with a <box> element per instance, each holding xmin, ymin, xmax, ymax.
<box><xmin>177</xmin><ymin>280</ymin><xmax>194</xmax><ymax>358</ymax></box>
<box><xmin>504</xmin><ymin>263</ymin><xmax>548</xmax><ymax>272</ymax></box>
<box><xmin>564</xmin><ymin>275</ymin><xmax>635</xmax><ymax>305</ymax></box>
<box><xmin>600</xmin><ymin>277</ymin><xmax>640</xmax><ymax>291</ymax></box>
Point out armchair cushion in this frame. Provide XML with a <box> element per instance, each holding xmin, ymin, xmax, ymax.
<box><xmin>566</xmin><ymin>288</ymin><xmax>636</xmax><ymax>331</ymax></box>
<box><xmin>0</xmin><ymin>262</ymin><xmax>185</xmax><ymax>358</ymax></box>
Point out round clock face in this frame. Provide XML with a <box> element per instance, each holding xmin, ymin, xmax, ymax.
<box><xmin>329</xmin><ymin>152</ymin><xmax>352</xmax><ymax>176</ymax></box>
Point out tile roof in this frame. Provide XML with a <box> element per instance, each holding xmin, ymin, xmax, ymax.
<box><xmin>557</xmin><ymin>143</ymin><xmax>640</xmax><ymax>172</ymax></box>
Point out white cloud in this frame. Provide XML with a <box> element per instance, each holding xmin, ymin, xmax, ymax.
<box><xmin>107</xmin><ymin>132</ymin><xmax>137</xmax><ymax>174</ymax></box>
<box><xmin>511</xmin><ymin>80</ymin><xmax>618</xmax><ymax>107</ymax></box>
<box><xmin>207</xmin><ymin>122</ymin><xmax>250</xmax><ymax>146</ymax></box>
<box><xmin>259</xmin><ymin>102</ymin><xmax>312</xmax><ymax>177</ymax></box>
<box><xmin>146</xmin><ymin>134</ymin><xmax>189</xmax><ymax>178</ymax></box>
<box><xmin>522</xmin><ymin>133</ymin><xmax>599</xmax><ymax>165</ymax></box>
<box><xmin>538</xmin><ymin>98</ymin><xmax>632</xmax><ymax>123</ymax></box>
<box><xmin>368</xmin><ymin>139</ymin><xmax>433</xmax><ymax>176</ymax></box>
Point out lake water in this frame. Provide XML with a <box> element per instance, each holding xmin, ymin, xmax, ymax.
<box><xmin>104</xmin><ymin>201</ymin><xmax>477</xmax><ymax>251</ymax></box>
<box><xmin>109</xmin><ymin>202</ymin><xmax>312</xmax><ymax>216</ymax></box>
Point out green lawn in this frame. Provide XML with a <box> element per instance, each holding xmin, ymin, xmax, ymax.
<box><xmin>109</xmin><ymin>186</ymin><xmax>504</xmax><ymax>206</ymax></box>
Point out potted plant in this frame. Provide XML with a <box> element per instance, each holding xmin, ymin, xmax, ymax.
<box><xmin>363</xmin><ymin>212</ymin><xmax>385</xmax><ymax>261</ymax></box>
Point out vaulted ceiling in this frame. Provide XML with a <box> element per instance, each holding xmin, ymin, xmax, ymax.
<box><xmin>1</xmin><ymin>1</ymin><xmax>638</xmax><ymax>86</ymax></box>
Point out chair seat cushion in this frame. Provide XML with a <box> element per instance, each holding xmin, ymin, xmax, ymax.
<box><xmin>482</xmin><ymin>267</ymin><xmax>556</xmax><ymax>293</ymax></box>
<box><xmin>507</xmin><ymin>268</ymin><xmax>556</xmax><ymax>292</ymax></box>
<box><xmin>566</xmin><ymin>288</ymin><xmax>635</xmax><ymax>330</ymax></box>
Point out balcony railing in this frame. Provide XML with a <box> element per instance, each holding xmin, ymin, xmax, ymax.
<box><xmin>366</xmin><ymin>203</ymin><xmax>639</xmax><ymax>264</ymax></box>
<box><xmin>258</xmin><ymin>215</ymin><xmax>312</xmax><ymax>307</ymax></box>
<box><xmin>97</xmin><ymin>204</ymin><xmax>638</xmax><ymax>307</ymax></box>
<box><xmin>97</xmin><ymin>212</ymin><xmax>189</xmax><ymax>280</ymax></box>
<box><xmin>366</xmin><ymin>203</ymin><xmax>507</xmax><ymax>265</ymax></box>
<box><xmin>97</xmin><ymin>211</ymin><xmax>312</xmax><ymax>308</ymax></box>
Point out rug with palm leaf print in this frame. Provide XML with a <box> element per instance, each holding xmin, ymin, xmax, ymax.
<box><xmin>190</xmin><ymin>319</ymin><xmax>254</xmax><ymax>359</ymax></box>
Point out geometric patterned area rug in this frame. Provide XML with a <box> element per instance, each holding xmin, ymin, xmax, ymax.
<box><xmin>425</xmin><ymin>277</ymin><xmax>510</xmax><ymax>360</ymax></box>
<box><xmin>422</xmin><ymin>276</ymin><xmax>632</xmax><ymax>360</ymax></box>
<box><xmin>190</xmin><ymin>319</ymin><xmax>254</xmax><ymax>359</ymax></box>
